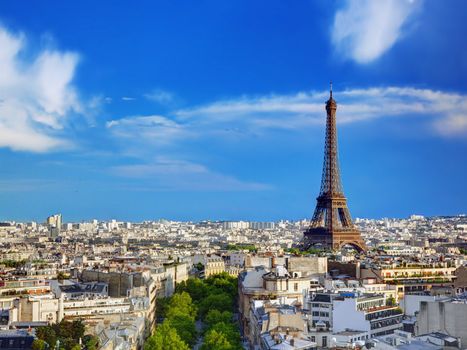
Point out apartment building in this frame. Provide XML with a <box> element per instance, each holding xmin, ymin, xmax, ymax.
<box><xmin>307</xmin><ymin>292</ymin><xmax>403</xmax><ymax>338</ymax></box>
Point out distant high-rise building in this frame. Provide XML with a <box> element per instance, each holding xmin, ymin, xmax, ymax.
<box><xmin>47</xmin><ymin>213</ymin><xmax>62</xmax><ymax>238</ymax></box>
<box><xmin>303</xmin><ymin>84</ymin><xmax>366</xmax><ymax>252</ymax></box>
<box><xmin>222</xmin><ymin>221</ymin><xmax>250</xmax><ymax>230</ymax></box>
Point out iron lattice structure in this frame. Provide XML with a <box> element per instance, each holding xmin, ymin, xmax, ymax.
<box><xmin>303</xmin><ymin>85</ymin><xmax>366</xmax><ymax>252</ymax></box>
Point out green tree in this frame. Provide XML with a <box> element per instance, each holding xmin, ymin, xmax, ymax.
<box><xmin>36</xmin><ymin>326</ymin><xmax>57</xmax><ymax>348</ymax></box>
<box><xmin>209</xmin><ymin>322</ymin><xmax>241</xmax><ymax>348</ymax></box>
<box><xmin>205</xmin><ymin>310</ymin><xmax>233</xmax><ymax>327</ymax></box>
<box><xmin>56</xmin><ymin>271</ymin><xmax>69</xmax><ymax>280</ymax></box>
<box><xmin>167</xmin><ymin>292</ymin><xmax>197</xmax><ymax>320</ymax></box>
<box><xmin>144</xmin><ymin>322</ymin><xmax>189</xmax><ymax>350</ymax></box>
<box><xmin>32</xmin><ymin>339</ymin><xmax>48</xmax><ymax>350</ymax></box>
<box><xmin>0</xmin><ymin>259</ymin><xmax>26</xmax><ymax>268</ymax></box>
<box><xmin>201</xmin><ymin>329</ymin><xmax>234</xmax><ymax>350</ymax></box>
<box><xmin>59</xmin><ymin>337</ymin><xmax>76</xmax><ymax>350</ymax></box>
<box><xmin>175</xmin><ymin>278</ymin><xmax>209</xmax><ymax>303</ymax></box>
<box><xmin>84</xmin><ymin>335</ymin><xmax>99</xmax><ymax>350</ymax></box>
<box><xmin>71</xmin><ymin>320</ymin><xmax>85</xmax><ymax>340</ymax></box>
<box><xmin>156</xmin><ymin>297</ymin><xmax>171</xmax><ymax>319</ymax></box>
<box><xmin>166</xmin><ymin>314</ymin><xmax>197</xmax><ymax>347</ymax></box>
<box><xmin>199</xmin><ymin>293</ymin><xmax>232</xmax><ymax>317</ymax></box>
<box><xmin>35</xmin><ymin>320</ymin><xmax>88</xmax><ymax>350</ymax></box>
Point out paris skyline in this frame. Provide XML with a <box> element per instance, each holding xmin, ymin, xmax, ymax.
<box><xmin>0</xmin><ymin>0</ymin><xmax>466</xmax><ymax>222</ymax></box>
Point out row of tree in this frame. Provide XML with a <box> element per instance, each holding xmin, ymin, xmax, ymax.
<box><xmin>33</xmin><ymin>320</ymin><xmax>99</xmax><ymax>350</ymax></box>
<box><xmin>144</xmin><ymin>272</ymin><xmax>242</xmax><ymax>350</ymax></box>
<box><xmin>0</xmin><ymin>259</ymin><xmax>26</xmax><ymax>268</ymax></box>
<box><xmin>226</xmin><ymin>244</ymin><xmax>257</xmax><ymax>252</ymax></box>
<box><xmin>144</xmin><ymin>292</ymin><xmax>196</xmax><ymax>350</ymax></box>
<box><xmin>285</xmin><ymin>247</ymin><xmax>328</xmax><ymax>256</ymax></box>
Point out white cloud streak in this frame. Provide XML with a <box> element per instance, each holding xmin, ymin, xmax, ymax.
<box><xmin>107</xmin><ymin>87</ymin><xmax>467</xmax><ymax>147</ymax></box>
<box><xmin>174</xmin><ymin>87</ymin><xmax>467</xmax><ymax>134</ymax></box>
<box><xmin>106</xmin><ymin>115</ymin><xmax>189</xmax><ymax>145</ymax></box>
<box><xmin>144</xmin><ymin>89</ymin><xmax>174</xmax><ymax>105</ymax></box>
<box><xmin>107</xmin><ymin>86</ymin><xmax>467</xmax><ymax>191</ymax></box>
<box><xmin>332</xmin><ymin>0</ymin><xmax>421</xmax><ymax>63</ymax></box>
<box><xmin>0</xmin><ymin>26</ymin><xmax>83</xmax><ymax>152</ymax></box>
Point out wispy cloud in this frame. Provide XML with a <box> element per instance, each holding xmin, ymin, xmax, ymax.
<box><xmin>113</xmin><ymin>157</ymin><xmax>271</xmax><ymax>191</ymax></box>
<box><xmin>106</xmin><ymin>115</ymin><xmax>189</xmax><ymax>145</ymax></box>
<box><xmin>174</xmin><ymin>87</ymin><xmax>467</xmax><ymax>135</ymax></box>
<box><xmin>144</xmin><ymin>89</ymin><xmax>174</xmax><ymax>105</ymax></box>
<box><xmin>107</xmin><ymin>86</ymin><xmax>466</xmax><ymax>191</ymax></box>
<box><xmin>108</xmin><ymin>87</ymin><xmax>467</xmax><ymax>149</ymax></box>
<box><xmin>121</xmin><ymin>96</ymin><xmax>136</xmax><ymax>101</ymax></box>
<box><xmin>332</xmin><ymin>0</ymin><xmax>421</xmax><ymax>63</ymax></box>
<box><xmin>0</xmin><ymin>26</ymin><xmax>84</xmax><ymax>152</ymax></box>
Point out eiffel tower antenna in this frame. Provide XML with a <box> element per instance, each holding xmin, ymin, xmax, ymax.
<box><xmin>303</xmin><ymin>84</ymin><xmax>366</xmax><ymax>252</ymax></box>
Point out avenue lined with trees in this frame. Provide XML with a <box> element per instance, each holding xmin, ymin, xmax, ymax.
<box><xmin>144</xmin><ymin>273</ymin><xmax>242</xmax><ymax>350</ymax></box>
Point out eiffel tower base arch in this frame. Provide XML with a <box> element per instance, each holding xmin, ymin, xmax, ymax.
<box><xmin>302</xmin><ymin>228</ymin><xmax>366</xmax><ymax>253</ymax></box>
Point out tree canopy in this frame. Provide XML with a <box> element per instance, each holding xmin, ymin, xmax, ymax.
<box><xmin>35</xmin><ymin>320</ymin><xmax>96</xmax><ymax>350</ymax></box>
<box><xmin>148</xmin><ymin>273</ymin><xmax>241</xmax><ymax>350</ymax></box>
<box><xmin>144</xmin><ymin>322</ymin><xmax>190</xmax><ymax>350</ymax></box>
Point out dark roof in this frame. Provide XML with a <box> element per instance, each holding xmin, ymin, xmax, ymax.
<box><xmin>60</xmin><ymin>284</ymin><xmax>82</xmax><ymax>293</ymax></box>
<box><xmin>0</xmin><ymin>330</ymin><xmax>34</xmax><ymax>350</ymax></box>
<box><xmin>10</xmin><ymin>321</ymin><xmax>49</xmax><ymax>328</ymax></box>
<box><xmin>311</xmin><ymin>294</ymin><xmax>331</xmax><ymax>303</ymax></box>
<box><xmin>83</xmin><ymin>283</ymin><xmax>106</xmax><ymax>293</ymax></box>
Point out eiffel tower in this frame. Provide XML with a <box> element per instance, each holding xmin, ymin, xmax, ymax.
<box><xmin>303</xmin><ymin>83</ymin><xmax>366</xmax><ymax>252</ymax></box>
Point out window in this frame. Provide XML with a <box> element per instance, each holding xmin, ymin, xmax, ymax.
<box><xmin>311</xmin><ymin>336</ymin><xmax>316</xmax><ymax>342</ymax></box>
<box><xmin>322</xmin><ymin>336</ymin><xmax>327</xmax><ymax>347</ymax></box>
<box><xmin>294</xmin><ymin>283</ymin><xmax>298</xmax><ymax>291</ymax></box>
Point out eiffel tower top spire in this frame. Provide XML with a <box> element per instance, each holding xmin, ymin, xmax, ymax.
<box><xmin>320</xmin><ymin>81</ymin><xmax>342</xmax><ymax>197</ymax></box>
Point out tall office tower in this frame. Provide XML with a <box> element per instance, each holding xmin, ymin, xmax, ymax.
<box><xmin>47</xmin><ymin>213</ymin><xmax>62</xmax><ymax>238</ymax></box>
<box><xmin>303</xmin><ymin>84</ymin><xmax>366</xmax><ymax>252</ymax></box>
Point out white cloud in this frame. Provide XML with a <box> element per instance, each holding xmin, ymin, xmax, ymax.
<box><xmin>108</xmin><ymin>86</ymin><xmax>467</xmax><ymax>191</ymax></box>
<box><xmin>332</xmin><ymin>0</ymin><xmax>420</xmax><ymax>63</ymax></box>
<box><xmin>108</xmin><ymin>87</ymin><xmax>467</xmax><ymax>150</ymax></box>
<box><xmin>0</xmin><ymin>26</ymin><xmax>82</xmax><ymax>152</ymax></box>
<box><xmin>433</xmin><ymin>114</ymin><xmax>467</xmax><ymax>136</ymax></box>
<box><xmin>122</xmin><ymin>96</ymin><xmax>135</xmax><ymax>101</ymax></box>
<box><xmin>144</xmin><ymin>89</ymin><xmax>174</xmax><ymax>104</ymax></box>
<box><xmin>175</xmin><ymin>87</ymin><xmax>467</xmax><ymax>135</ymax></box>
<box><xmin>113</xmin><ymin>157</ymin><xmax>270</xmax><ymax>191</ymax></box>
<box><xmin>106</xmin><ymin>115</ymin><xmax>189</xmax><ymax>145</ymax></box>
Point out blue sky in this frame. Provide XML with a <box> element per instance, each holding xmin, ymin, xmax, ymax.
<box><xmin>0</xmin><ymin>0</ymin><xmax>466</xmax><ymax>222</ymax></box>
